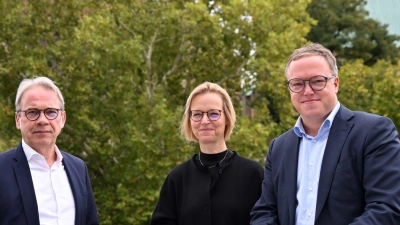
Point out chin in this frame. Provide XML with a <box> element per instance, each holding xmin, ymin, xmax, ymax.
<box><xmin>198</xmin><ymin>138</ymin><xmax>217</xmax><ymax>144</ymax></box>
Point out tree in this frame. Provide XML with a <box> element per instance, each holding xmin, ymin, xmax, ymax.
<box><xmin>306</xmin><ymin>0</ymin><xmax>400</xmax><ymax>66</ymax></box>
<box><xmin>338</xmin><ymin>59</ymin><xmax>400</xmax><ymax>128</ymax></box>
<box><xmin>0</xmin><ymin>0</ymin><xmax>328</xmax><ymax>224</ymax></box>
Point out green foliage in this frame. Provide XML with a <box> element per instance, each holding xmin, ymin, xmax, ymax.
<box><xmin>339</xmin><ymin>59</ymin><xmax>400</xmax><ymax>128</ymax></box>
<box><xmin>306</xmin><ymin>0</ymin><xmax>400</xmax><ymax>66</ymax></box>
<box><xmin>1</xmin><ymin>0</ymin><xmax>399</xmax><ymax>224</ymax></box>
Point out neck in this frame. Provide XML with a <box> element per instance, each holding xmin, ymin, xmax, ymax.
<box><xmin>35</xmin><ymin>147</ymin><xmax>57</xmax><ymax>167</ymax></box>
<box><xmin>301</xmin><ymin>117</ymin><xmax>326</xmax><ymax>137</ymax></box>
<box><xmin>199</xmin><ymin>142</ymin><xmax>227</xmax><ymax>154</ymax></box>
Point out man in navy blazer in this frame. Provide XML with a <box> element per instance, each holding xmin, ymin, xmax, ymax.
<box><xmin>250</xmin><ymin>43</ymin><xmax>400</xmax><ymax>225</ymax></box>
<box><xmin>0</xmin><ymin>77</ymin><xmax>99</xmax><ymax>225</ymax></box>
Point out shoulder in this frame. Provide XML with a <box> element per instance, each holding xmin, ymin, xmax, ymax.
<box><xmin>0</xmin><ymin>148</ymin><xmax>16</xmax><ymax>158</ymax></box>
<box><xmin>231</xmin><ymin>152</ymin><xmax>264</xmax><ymax>173</ymax></box>
<box><xmin>61</xmin><ymin>151</ymin><xmax>88</xmax><ymax>169</ymax></box>
<box><xmin>339</xmin><ymin>107</ymin><xmax>396</xmax><ymax>130</ymax></box>
<box><xmin>270</xmin><ymin>128</ymin><xmax>297</xmax><ymax>149</ymax></box>
<box><xmin>0</xmin><ymin>147</ymin><xmax>17</xmax><ymax>164</ymax></box>
<box><xmin>168</xmin><ymin>158</ymin><xmax>194</xmax><ymax>177</ymax></box>
<box><xmin>61</xmin><ymin>151</ymin><xmax>85</xmax><ymax>162</ymax></box>
<box><xmin>234</xmin><ymin>152</ymin><xmax>262</xmax><ymax>167</ymax></box>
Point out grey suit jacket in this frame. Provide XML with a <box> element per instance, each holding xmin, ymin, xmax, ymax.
<box><xmin>251</xmin><ymin>105</ymin><xmax>400</xmax><ymax>225</ymax></box>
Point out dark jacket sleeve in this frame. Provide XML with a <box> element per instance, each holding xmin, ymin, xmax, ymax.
<box><xmin>250</xmin><ymin>138</ymin><xmax>280</xmax><ymax>225</ymax></box>
<box><xmin>150</xmin><ymin>173</ymin><xmax>178</xmax><ymax>225</ymax></box>
<box><xmin>62</xmin><ymin>153</ymin><xmax>99</xmax><ymax>225</ymax></box>
<box><xmin>349</xmin><ymin>116</ymin><xmax>400</xmax><ymax>224</ymax></box>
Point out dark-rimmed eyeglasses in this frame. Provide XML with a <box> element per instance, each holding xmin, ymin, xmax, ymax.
<box><xmin>287</xmin><ymin>75</ymin><xmax>336</xmax><ymax>93</ymax></box>
<box><xmin>190</xmin><ymin>109</ymin><xmax>223</xmax><ymax>122</ymax></box>
<box><xmin>17</xmin><ymin>108</ymin><xmax>62</xmax><ymax>121</ymax></box>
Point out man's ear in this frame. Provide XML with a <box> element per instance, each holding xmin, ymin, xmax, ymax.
<box><xmin>15</xmin><ymin>113</ymin><xmax>21</xmax><ymax>129</ymax></box>
<box><xmin>61</xmin><ymin>111</ymin><xmax>66</xmax><ymax>128</ymax></box>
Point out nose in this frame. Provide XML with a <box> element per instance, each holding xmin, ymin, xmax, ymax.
<box><xmin>36</xmin><ymin>111</ymin><xmax>49</xmax><ymax>123</ymax></box>
<box><xmin>303</xmin><ymin>81</ymin><xmax>315</xmax><ymax>95</ymax></box>
<box><xmin>200</xmin><ymin>112</ymin><xmax>210</xmax><ymax>123</ymax></box>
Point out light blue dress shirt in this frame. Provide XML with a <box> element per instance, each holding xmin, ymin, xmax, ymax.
<box><xmin>294</xmin><ymin>103</ymin><xmax>340</xmax><ymax>225</ymax></box>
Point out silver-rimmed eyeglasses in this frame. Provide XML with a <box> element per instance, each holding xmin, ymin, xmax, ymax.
<box><xmin>17</xmin><ymin>108</ymin><xmax>62</xmax><ymax>121</ymax></box>
<box><xmin>287</xmin><ymin>75</ymin><xmax>336</xmax><ymax>93</ymax></box>
<box><xmin>190</xmin><ymin>109</ymin><xmax>223</xmax><ymax>122</ymax></box>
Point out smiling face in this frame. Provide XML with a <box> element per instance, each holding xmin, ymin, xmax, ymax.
<box><xmin>15</xmin><ymin>85</ymin><xmax>66</xmax><ymax>153</ymax></box>
<box><xmin>287</xmin><ymin>55</ymin><xmax>339</xmax><ymax>127</ymax></box>
<box><xmin>190</xmin><ymin>92</ymin><xmax>227</xmax><ymax>149</ymax></box>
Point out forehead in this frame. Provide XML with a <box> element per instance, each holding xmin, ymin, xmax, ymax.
<box><xmin>20</xmin><ymin>86</ymin><xmax>60</xmax><ymax>108</ymax></box>
<box><xmin>191</xmin><ymin>92</ymin><xmax>223</xmax><ymax>109</ymax></box>
<box><xmin>287</xmin><ymin>55</ymin><xmax>330</xmax><ymax>79</ymax></box>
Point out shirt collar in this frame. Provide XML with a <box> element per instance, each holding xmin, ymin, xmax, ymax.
<box><xmin>22</xmin><ymin>139</ymin><xmax>63</xmax><ymax>164</ymax></box>
<box><xmin>294</xmin><ymin>102</ymin><xmax>341</xmax><ymax>137</ymax></box>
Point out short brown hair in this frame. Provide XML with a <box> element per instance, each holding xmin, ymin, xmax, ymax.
<box><xmin>284</xmin><ymin>43</ymin><xmax>338</xmax><ymax>79</ymax></box>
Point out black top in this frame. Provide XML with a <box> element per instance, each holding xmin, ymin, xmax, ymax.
<box><xmin>151</xmin><ymin>150</ymin><xmax>264</xmax><ymax>225</ymax></box>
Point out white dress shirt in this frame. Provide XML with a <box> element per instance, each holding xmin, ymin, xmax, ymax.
<box><xmin>22</xmin><ymin>140</ymin><xmax>75</xmax><ymax>225</ymax></box>
<box><xmin>293</xmin><ymin>103</ymin><xmax>340</xmax><ymax>225</ymax></box>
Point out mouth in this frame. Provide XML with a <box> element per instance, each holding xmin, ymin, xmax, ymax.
<box><xmin>199</xmin><ymin>129</ymin><xmax>213</xmax><ymax>131</ymax></box>
<box><xmin>33</xmin><ymin>130</ymin><xmax>51</xmax><ymax>134</ymax></box>
<box><xmin>301</xmin><ymin>99</ymin><xmax>319</xmax><ymax>103</ymax></box>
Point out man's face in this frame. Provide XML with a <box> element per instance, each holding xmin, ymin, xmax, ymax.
<box><xmin>286</xmin><ymin>55</ymin><xmax>339</xmax><ymax>124</ymax></box>
<box><xmin>15</xmin><ymin>86</ymin><xmax>66</xmax><ymax>152</ymax></box>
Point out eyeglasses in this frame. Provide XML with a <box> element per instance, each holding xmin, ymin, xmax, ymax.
<box><xmin>287</xmin><ymin>75</ymin><xmax>336</xmax><ymax>93</ymax></box>
<box><xmin>190</xmin><ymin>109</ymin><xmax>223</xmax><ymax>122</ymax></box>
<box><xmin>17</xmin><ymin>108</ymin><xmax>62</xmax><ymax>121</ymax></box>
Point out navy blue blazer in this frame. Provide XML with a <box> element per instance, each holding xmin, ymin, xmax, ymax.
<box><xmin>251</xmin><ymin>105</ymin><xmax>400</xmax><ymax>225</ymax></box>
<box><xmin>0</xmin><ymin>143</ymin><xmax>99</xmax><ymax>225</ymax></box>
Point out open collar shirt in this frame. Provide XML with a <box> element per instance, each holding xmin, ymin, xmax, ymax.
<box><xmin>293</xmin><ymin>102</ymin><xmax>340</xmax><ymax>225</ymax></box>
<box><xmin>22</xmin><ymin>139</ymin><xmax>75</xmax><ymax>225</ymax></box>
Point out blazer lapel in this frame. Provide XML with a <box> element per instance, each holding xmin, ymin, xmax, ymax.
<box><xmin>314</xmin><ymin>106</ymin><xmax>354</xmax><ymax>220</ymax></box>
<box><xmin>62</xmin><ymin>155</ymin><xmax>82</xmax><ymax>225</ymax></box>
<box><xmin>283</xmin><ymin>131</ymin><xmax>301</xmax><ymax>225</ymax></box>
<box><xmin>12</xmin><ymin>144</ymin><xmax>40</xmax><ymax>225</ymax></box>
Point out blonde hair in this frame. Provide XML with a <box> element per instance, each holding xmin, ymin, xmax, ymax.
<box><xmin>180</xmin><ymin>82</ymin><xmax>236</xmax><ymax>142</ymax></box>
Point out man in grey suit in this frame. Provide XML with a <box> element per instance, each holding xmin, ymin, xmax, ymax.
<box><xmin>250</xmin><ymin>43</ymin><xmax>400</xmax><ymax>225</ymax></box>
<box><xmin>0</xmin><ymin>77</ymin><xmax>99</xmax><ymax>225</ymax></box>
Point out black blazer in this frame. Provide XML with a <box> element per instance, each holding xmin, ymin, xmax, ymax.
<box><xmin>0</xmin><ymin>143</ymin><xmax>99</xmax><ymax>225</ymax></box>
<box><xmin>251</xmin><ymin>105</ymin><xmax>400</xmax><ymax>225</ymax></box>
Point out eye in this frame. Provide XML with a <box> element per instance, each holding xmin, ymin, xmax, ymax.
<box><xmin>290</xmin><ymin>80</ymin><xmax>303</xmax><ymax>87</ymax></box>
<box><xmin>192</xmin><ymin>112</ymin><xmax>202</xmax><ymax>117</ymax></box>
<box><xmin>45</xmin><ymin>109</ymin><xmax>58</xmax><ymax>117</ymax></box>
<box><xmin>191</xmin><ymin>111</ymin><xmax>203</xmax><ymax>120</ymax></box>
<box><xmin>208</xmin><ymin>110</ymin><xmax>221</xmax><ymax>120</ymax></box>
<box><xmin>312</xmin><ymin>78</ymin><xmax>325</xmax><ymax>84</ymax></box>
<box><xmin>26</xmin><ymin>109</ymin><xmax>39</xmax><ymax>116</ymax></box>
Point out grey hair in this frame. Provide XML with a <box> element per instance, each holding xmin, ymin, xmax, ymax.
<box><xmin>284</xmin><ymin>43</ymin><xmax>339</xmax><ymax>79</ymax></box>
<box><xmin>15</xmin><ymin>76</ymin><xmax>65</xmax><ymax>111</ymax></box>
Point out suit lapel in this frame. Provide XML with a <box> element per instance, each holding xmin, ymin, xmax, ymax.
<box><xmin>62</xmin><ymin>154</ymin><xmax>81</xmax><ymax>225</ymax></box>
<box><xmin>314</xmin><ymin>106</ymin><xmax>354</xmax><ymax>220</ymax></box>
<box><xmin>12</xmin><ymin>144</ymin><xmax>40</xmax><ymax>225</ymax></box>
<box><xmin>284</xmin><ymin>131</ymin><xmax>301</xmax><ymax>225</ymax></box>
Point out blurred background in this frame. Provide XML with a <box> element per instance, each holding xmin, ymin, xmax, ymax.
<box><xmin>1</xmin><ymin>0</ymin><xmax>399</xmax><ymax>224</ymax></box>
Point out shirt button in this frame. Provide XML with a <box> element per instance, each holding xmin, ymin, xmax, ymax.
<box><xmin>308</xmin><ymin>212</ymin><xmax>312</xmax><ymax>217</ymax></box>
<box><xmin>309</xmin><ymin>187</ymin><xmax>312</xmax><ymax>191</ymax></box>
<box><xmin>310</xmin><ymin>162</ymin><xmax>314</xmax><ymax>166</ymax></box>
<box><xmin>313</xmin><ymin>139</ymin><xmax>317</xmax><ymax>143</ymax></box>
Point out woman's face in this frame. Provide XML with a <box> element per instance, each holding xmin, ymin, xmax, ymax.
<box><xmin>190</xmin><ymin>92</ymin><xmax>227</xmax><ymax>146</ymax></box>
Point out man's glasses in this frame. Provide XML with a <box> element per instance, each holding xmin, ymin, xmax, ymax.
<box><xmin>18</xmin><ymin>108</ymin><xmax>62</xmax><ymax>121</ymax></box>
<box><xmin>190</xmin><ymin>109</ymin><xmax>223</xmax><ymax>122</ymax></box>
<box><xmin>287</xmin><ymin>75</ymin><xmax>336</xmax><ymax>93</ymax></box>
